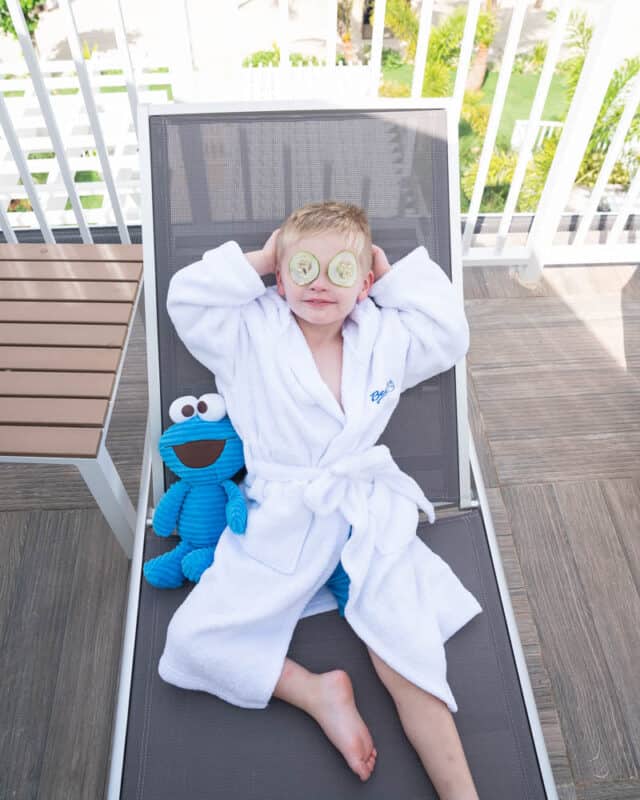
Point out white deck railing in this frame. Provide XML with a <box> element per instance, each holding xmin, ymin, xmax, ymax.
<box><xmin>0</xmin><ymin>0</ymin><xmax>638</xmax><ymax>278</ymax></box>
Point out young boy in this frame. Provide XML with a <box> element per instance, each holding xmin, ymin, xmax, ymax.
<box><xmin>160</xmin><ymin>201</ymin><xmax>482</xmax><ymax>799</ymax></box>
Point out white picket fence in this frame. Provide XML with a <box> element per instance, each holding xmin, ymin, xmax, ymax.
<box><xmin>510</xmin><ymin>120</ymin><xmax>563</xmax><ymax>152</ymax></box>
<box><xmin>0</xmin><ymin>0</ymin><xmax>638</xmax><ymax>278</ymax></box>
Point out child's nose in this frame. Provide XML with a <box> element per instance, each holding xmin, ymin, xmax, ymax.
<box><xmin>311</xmin><ymin>269</ymin><xmax>330</xmax><ymax>289</ymax></box>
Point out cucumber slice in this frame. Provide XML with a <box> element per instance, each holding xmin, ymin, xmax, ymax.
<box><xmin>328</xmin><ymin>251</ymin><xmax>358</xmax><ymax>287</ymax></box>
<box><xmin>289</xmin><ymin>251</ymin><xmax>320</xmax><ymax>285</ymax></box>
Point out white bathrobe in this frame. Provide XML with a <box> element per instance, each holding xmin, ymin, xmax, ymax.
<box><xmin>158</xmin><ymin>240</ymin><xmax>482</xmax><ymax>713</ymax></box>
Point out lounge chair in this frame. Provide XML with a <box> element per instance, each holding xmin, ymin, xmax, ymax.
<box><xmin>107</xmin><ymin>99</ymin><xmax>557</xmax><ymax>799</ymax></box>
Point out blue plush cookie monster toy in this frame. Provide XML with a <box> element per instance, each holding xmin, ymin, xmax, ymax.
<box><xmin>144</xmin><ymin>391</ymin><xmax>351</xmax><ymax>615</ymax></box>
<box><xmin>143</xmin><ymin>392</ymin><xmax>247</xmax><ymax>588</ymax></box>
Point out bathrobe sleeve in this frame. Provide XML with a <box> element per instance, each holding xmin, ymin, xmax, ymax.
<box><xmin>166</xmin><ymin>240</ymin><xmax>267</xmax><ymax>385</ymax></box>
<box><xmin>368</xmin><ymin>245</ymin><xmax>470</xmax><ymax>391</ymax></box>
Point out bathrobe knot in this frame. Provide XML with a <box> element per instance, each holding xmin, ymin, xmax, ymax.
<box><xmin>301</xmin><ymin>445</ymin><xmax>435</xmax><ymax>527</ymax></box>
<box><xmin>243</xmin><ymin>446</ymin><xmax>435</xmax><ymax>577</ymax></box>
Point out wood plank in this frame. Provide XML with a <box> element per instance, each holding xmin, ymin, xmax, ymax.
<box><xmin>599</xmin><ymin>479</ymin><xmax>640</xmax><ymax>605</ymax></box>
<box><xmin>0</xmin><ymin>280</ymin><xmax>137</xmax><ymax>302</ymax></box>
<box><xmin>0</xmin><ymin>512</ymin><xmax>29</xmax><ymax>649</ymax></box>
<box><xmin>552</xmin><ymin>481</ymin><xmax>640</xmax><ymax>754</ymax></box>
<box><xmin>463</xmin><ymin>264</ymin><xmax>637</xmax><ymax>302</ymax></box>
<box><xmin>471</xmin><ymin>363</ymin><xmax>640</xmax><ymax>402</ymax></box>
<box><xmin>0</xmin><ymin>260</ymin><xmax>142</xmax><ymax>281</ymax></box>
<box><xmin>0</xmin><ymin>300</ymin><xmax>132</xmax><ymax>324</ymax></box>
<box><xmin>0</xmin><ymin>322</ymin><xmax>127</xmax><ymax>347</ymax></box>
<box><xmin>0</xmin><ymin>509</ymin><xmax>81</xmax><ymax>799</ymax></box>
<box><xmin>478</xmin><ymin>392</ymin><xmax>640</xmax><ymax>440</ymax></box>
<box><xmin>0</xmin><ymin>371</ymin><xmax>115</xmax><ymax>398</ymax></box>
<box><xmin>37</xmin><ymin>509</ymin><xmax>128</xmax><ymax>800</ymax></box>
<box><xmin>579</xmin><ymin>779</ymin><xmax>640</xmax><ymax>799</ymax></box>
<box><xmin>468</xmin><ymin>319</ymin><xmax>640</xmax><ymax>369</ymax></box>
<box><xmin>466</xmin><ymin>295</ymin><xmax>640</xmax><ymax>329</ymax></box>
<box><xmin>463</xmin><ymin>266</ymin><xmax>552</xmax><ymax>300</ymax></box>
<box><xmin>0</xmin><ymin>425</ymin><xmax>101</xmax><ymax>457</ymax></box>
<box><xmin>501</xmin><ymin>483</ymin><xmax>638</xmax><ymax>783</ymax></box>
<box><xmin>491</xmin><ymin>433</ymin><xmax>640</xmax><ymax>484</ymax></box>
<box><xmin>485</xmin><ymin>488</ymin><xmax>575</xmax><ymax>790</ymax></box>
<box><xmin>0</xmin><ymin>346</ymin><xmax>120</xmax><ymax>371</ymax></box>
<box><xmin>543</xmin><ymin>263</ymin><xmax>639</xmax><ymax>298</ymax></box>
<box><xmin>0</xmin><ymin>243</ymin><xmax>142</xmax><ymax>262</ymax></box>
<box><xmin>467</xmin><ymin>370</ymin><xmax>498</xmax><ymax>488</ymax></box>
<box><xmin>0</xmin><ymin>397</ymin><xmax>108</xmax><ymax>426</ymax></box>
<box><xmin>0</xmin><ymin>310</ymin><xmax>146</xmax><ymax>508</ymax></box>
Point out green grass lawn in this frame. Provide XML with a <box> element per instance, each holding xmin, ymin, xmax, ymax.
<box><xmin>380</xmin><ymin>62</ymin><xmax>571</xmax><ymax>212</ymax></box>
<box><xmin>481</xmin><ymin>70</ymin><xmax>569</xmax><ymax>149</ymax></box>
<box><xmin>382</xmin><ymin>64</ymin><xmax>569</xmax><ymax>149</ymax></box>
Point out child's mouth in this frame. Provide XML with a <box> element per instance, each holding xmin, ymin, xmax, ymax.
<box><xmin>305</xmin><ymin>299</ymin><xmax>333</xmax><ymax>306</ymax></box>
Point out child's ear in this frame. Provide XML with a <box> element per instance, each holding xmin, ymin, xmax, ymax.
<box><xmin>357</xmin><ymin>269</ymin><xmax>374</xmax><ymax>301</ymax></box>
<box><xmin>275</xmin><ymin>267</ymin><xmax>285</xmax><ymax>297</ymax></box>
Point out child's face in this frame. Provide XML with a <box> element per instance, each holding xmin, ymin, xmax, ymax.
<box><xmin>276</xmin><ymin>231</ymin><xmax>374</xmax><ymax>329</ymax></box>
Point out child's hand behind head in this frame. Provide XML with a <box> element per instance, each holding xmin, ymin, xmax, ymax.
<box><xmin>371</xmin><ymin>244</ymin><xmax>391</xmax><ymax>281</ymax></box>
<box><xmin>262</xmin><ymin>228</ymin><xmax>280</xmax><ymax>275</ymax></box>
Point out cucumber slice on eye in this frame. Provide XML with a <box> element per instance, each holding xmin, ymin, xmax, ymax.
<box><xmin>328</xmin><ymin>251</ymin><xmax>358</xmax><ymax>287</ymax></box>
<box><xmin>289</xmin><ymin>251</ymin><xmax>320</xmax><ymax>285</ymax></box>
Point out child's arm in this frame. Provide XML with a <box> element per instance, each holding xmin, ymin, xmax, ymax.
<box><xmin>166</xmin><ymin>232</ymin><xmax>278</xmax><ymax>385</ymax></box>
<box><xmin>368</xmin><ymin>245</ymin><xmax>470</xmax><ymax>391</ymax></box>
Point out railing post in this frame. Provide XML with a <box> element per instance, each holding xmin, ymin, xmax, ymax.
<box><xmin>521</xmin><ymin>0</ymin><xmax>627</xmax><ymax>283</ymax></box>
<box><xmin>59</xmin><ymin>0</ymin><xmax>131</xmax><ymax>244</ymax></box>
<box><xmin>461</xmin><ymin>0</ymin><xmax>527</xmax><ymax>253</ymax></box>
<box><xmin>326</xmin><ymin>0</ymin><xmax>338</xmax><ymax>68</ymax></box>
<box><xmin>112</xmin><ymin>0</ymin><xmax>139</xmax><ymax>136</ymax></box>
<box><xmin>451</xmin><ymin>0</ymin><xmax>482</xmax><ymax>123</ymax></box>
<box><xmin>5</xmin><ymin>0</ymin><xmax>93</xmax><ymax>243</ymax></box>
<box><xmin>0</xmin><ymin>92</ymin><xmax>54</xmax><ymax>242</ymax></box>
<box><xmin>411</xmin><ymin>0</ymin><xmax>433</xmax><ymax>98</ymax></box>
<box><xmin>496</xmin><ymin>1</ymin><xmax>573</xmax><ymax>251</ymax></box>
<box><xmin>368</xmin><ymin>0</ymin><xmax>386</xmax><ymax>97</ymax></box>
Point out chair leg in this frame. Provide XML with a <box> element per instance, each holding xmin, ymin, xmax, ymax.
<box><xmin>77</xmin><ymin>445</ymin><xmax>136</xmax><ymax>558</ymax></box>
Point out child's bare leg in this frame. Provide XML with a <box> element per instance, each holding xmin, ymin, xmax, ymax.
<box><xmin>368</xmin><ymin>647</ymin><xmax>479</xmax><ymax>800</ymax></box>
<box><xmin>272</xmin><ymin>657</ymin><xmax>377</xmax><ymax>781</ymax></box>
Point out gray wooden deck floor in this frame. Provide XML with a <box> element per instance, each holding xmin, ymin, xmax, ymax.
<box><xmin>465</xmin><ymin>262</ymin><xmax>640</xmax><ymax>800</ymax></box>
<box><xmin>1</xmin><ymin>261</ymin><xmax>639</xmax><ymax>800</ymax></box>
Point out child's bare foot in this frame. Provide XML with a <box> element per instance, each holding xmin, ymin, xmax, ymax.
<box><xmin>308</xmin><ymin>669</ymin><xmax>377</xmax><ymax>781</ymax></box>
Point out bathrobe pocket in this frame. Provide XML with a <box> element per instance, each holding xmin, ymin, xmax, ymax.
<box><xmin>372</xmin><ymin>491</ymin><xmax>419</xmax><ymax>556</ymax></box>
<box><xmin>241</xmin><ymin>481</ymin><xmax>314</xmax><ymax>575</ymax></box>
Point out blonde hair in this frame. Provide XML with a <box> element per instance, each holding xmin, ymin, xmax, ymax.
<box><xmin>276</xmin><ymin>201</ymin><xmax>372</xmax><ymax>273</ymax></box>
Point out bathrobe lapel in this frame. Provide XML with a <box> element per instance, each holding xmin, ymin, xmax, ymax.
<box><xmin>319</xmin><ymin>300</ymin><xmax>380</xmax><ymax>465</ymax></box>
<box><xmin>283</xmin><ymin>317</ymin><xmax>346</xmax><ymax>426</ymax></box>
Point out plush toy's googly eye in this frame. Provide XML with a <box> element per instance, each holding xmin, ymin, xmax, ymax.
<box><xmin>196</xmin><ymin>393</ymin><xmax>226</xmax><ymax>422</ymax></box>
<box><xmin>289</xmin><ymin>251</ymin><xmax>320</xmax><ymax>286</ymax></box>
<box><xmin>169</xmin><ymin>395</ymin><xmax>198</xmax><ymax>423</ymax></box>
<box><xmin>328</xmin><ymin>251</ymin><xmax>358</xmax><ymax>287</ymax></box>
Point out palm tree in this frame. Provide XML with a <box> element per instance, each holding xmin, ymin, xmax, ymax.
<box><xmin>466</xmin><ymin>2</ymin><xmax>498</xmax><ymax>91</ymax></box>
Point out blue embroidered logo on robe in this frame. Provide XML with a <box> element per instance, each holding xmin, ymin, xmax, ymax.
<box><xmin>370</xmin><ymin>379</ymin><xmax>396</xmax><ymax>405</ymax></box>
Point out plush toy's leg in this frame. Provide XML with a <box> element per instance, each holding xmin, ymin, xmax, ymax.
<box><xmin>144</xmin><ymin>541</ymin><xmax>194</xmax><ymax>589</ymax></box>
<box><xmin>325</xmin><ymin>560</ymin><xmax>351</xmax><ymax>617</ymax></box>
<box><xmin>181</xmin><ymin>547</ymin><xmax>215</xmax><ymax>583</ymax></box>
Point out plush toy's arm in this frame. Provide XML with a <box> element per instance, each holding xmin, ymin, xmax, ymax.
<box><xmin>152</xmin><ymin>480</ymin><xmax>191</xmax><ymax>537</ymax></box>
<box><xmin>221</xmin><ymin>479</ymin><xmax>248</xmax><ymax>534</ymax></box>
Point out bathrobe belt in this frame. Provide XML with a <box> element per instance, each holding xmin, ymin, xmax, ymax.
<box><xmin>243</xmin><ymin>445</ymin><xmax>435</xmax><ymax>581</ymax></box>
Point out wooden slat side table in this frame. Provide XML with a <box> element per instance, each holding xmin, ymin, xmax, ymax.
<box><xmin>0</xmin><ymin>243</ymin><xmax>144</xmax><ymax>557</ymax></box>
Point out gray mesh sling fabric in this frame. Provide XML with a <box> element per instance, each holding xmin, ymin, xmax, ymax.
<box><xmin>121</xmin><ymin>107</ymin><xmax>548</xmax><ymax>798</ymax></box>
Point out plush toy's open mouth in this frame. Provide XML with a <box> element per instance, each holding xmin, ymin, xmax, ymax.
<box><xmin>173</xmin><ymin>439</ymin><xmax>225</xmax><ymax>468</ymax></box>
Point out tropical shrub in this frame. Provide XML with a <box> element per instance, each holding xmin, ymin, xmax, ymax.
<box><xmin>242</xmin><ymin>43</ymin><xmax>322</xmax><ymax>68</ymax></box>
<box><xmin>0</xmin><ymin>0</ymin><xmax>43</xmax><ymax>39</ymax></box>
